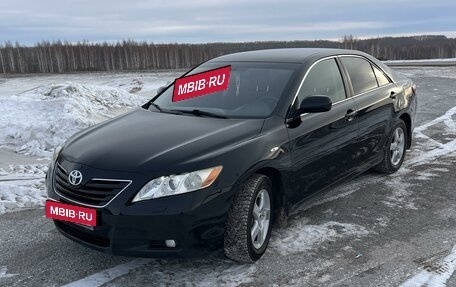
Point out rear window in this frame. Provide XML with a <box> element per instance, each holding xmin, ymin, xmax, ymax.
<box><xmin>373</xmin><ymin>65</ymin><xmax>391</xmax><ymax>86</ymax></box>
<box><xmin>341</xmin><ymin>57</ymin><xmax>378</xmax><ymax>95</ymax></box>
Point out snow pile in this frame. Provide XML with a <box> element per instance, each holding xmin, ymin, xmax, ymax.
<box><xmin>270</xmin><ymin>220</ymin><xmax>368</xmax><ymax>256</ymax></box>
<box><xmin>0</xmin><ymin>82</ymin><xmax>147</xmax><ymax>157</ymax></box>
<box><xmin>116</xmin><ymin>78</ymin><xmax>144</xmax><ymax>94</ymax></box>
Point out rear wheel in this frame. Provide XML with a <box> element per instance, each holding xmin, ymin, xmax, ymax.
<box><xmin>224</xmin><ymin>174</ymin><xmax>273</xmax><ymax>263</ymax></box>
<box><xmin>374</xmin><ymin>119</ymin><xmax>407</xmax><ymax>174</ymax></box>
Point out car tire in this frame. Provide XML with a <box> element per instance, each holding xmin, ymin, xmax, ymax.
<box><xmin>373</xmin><ymin>119</ymin><xmax>408</xmax><ymax>174</ymax></box>
<box><xmin>224</xmin><ymin>174</ymin><xmax>273</xmax><ymax>263</ymax></box>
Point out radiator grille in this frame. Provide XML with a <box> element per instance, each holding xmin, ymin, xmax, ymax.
<box><xmin>53</xmin><ymin>164</ymin><xmax>131</xmax><ymax>207</ymax></box>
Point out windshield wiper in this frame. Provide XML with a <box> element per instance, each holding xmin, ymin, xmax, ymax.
<box><xmin>149</xmin><ymin>103</ymin><xmax>185</xmax><ymax>115</ymax></box>
<box><xmin>149</xmin><ymin>103</ymin><xmax>162</xmax><ymax>112</ymax></box>
<box><xmin>170</xmin><ymin>109</ymin><xmax>228</xmax><ymax>119</ymax></box>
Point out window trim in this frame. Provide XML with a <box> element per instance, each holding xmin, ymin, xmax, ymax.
<box><xmin>337</xmin><ymin>55</ymin><xmax>394</xmax><ymax>97</ymax></box>
<box><xmin>287</xmin><ymin>54</ymin><xmax>395</xmax><ymax>120</ymax></box>
<box><xmin>338</xmin><ymin>55</ymin><xmax>381</xmax><ymax>96</ymax></box>
<box><xmin>288</xmin><ymin>56</ymin><xmax>348</xmax><ymax>113</ymax></box>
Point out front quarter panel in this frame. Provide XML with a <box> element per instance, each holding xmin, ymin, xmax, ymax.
<box><xmin>192</xmin><ymin>115</ymin><xmax>292</xmax><ymax>192</ymax></box>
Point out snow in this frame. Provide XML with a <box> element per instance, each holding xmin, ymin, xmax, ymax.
<box><xmin>393</xmin><ymin>66</ymin><xmax>456</xmax><ymax>79</ymax></box>
<box><xmin>0</xmin><ymin>266</ymin><xmax>17</xmax><ymax>279</ymax></box>
<box><xmin>0</xmin><ymin>72</ymin><xmax>182</xmax><ymax>215</ymax></box>
<box><xmin>0</xmin><ymin>73</ymin><xmax>181</xmax><ymax>215</ymax></box>
<box><xmin>415</xmin><ymin>170</ymin><xmax>440</xmax><ymax>181</ymax></box>
<box><xmin>406</xmin><ymin>106</ymin><xmax>456</xmax><ymax>167</ymax></box>
<box><xmin>277</xmin><ymin>260</ymin><xmax>334</xmax><ymax>287</ymax></box>
<box><xmin>0</xmin><ymin>71</ymin><xmax>181</xmax><ymax>98</ymax></box>
<box><xmin>270</xmin><ymin>220</ymin><xmax>368</xmax><ymax>256</ymax></box>
<box><xmin>124</xmin><ymin>259</ymin><xmax>256</xmax><ymax>287</ymax></box>
<box><xmin>0</xmin><ymin>164</ymin><xmax>47</xmax><ymax>215</ymax></box>
<box><xmin>63</xmin><ymin>258</ymin><xmax>257</xmax><ymax>287</ymax></box>
<box><xmin>385</xmin><ymin>58</ymin><xmax>456</xmax><ymax>64</ymax></box>
<box><xmin>381</xmin><ymin>176</ymin><xmax>417</xmax><ymax>210</ymax></box>
<box><xmin>384</xmin><ymin>59</ymin><xmax>456</xmax><ymax>70</ymax></box>
<box><xmin>0</xmin><ymin>82</ymin><xmax>148</xmax><ymax>157</ymax></box>
<box><xmin>62</xmin><ymin>259</ymin><xmax>150</xmax><ymax>287</ymax></box>
<box><xmin>399</xmin><ymin>244</ymin><xmax>456</xmax><ymax>287</ymax></box>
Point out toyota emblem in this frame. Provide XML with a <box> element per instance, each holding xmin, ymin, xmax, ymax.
<box><xmin>68</xmin><ymin>170</ymin><xmax>83</xmax><ymax>186</ymax></box>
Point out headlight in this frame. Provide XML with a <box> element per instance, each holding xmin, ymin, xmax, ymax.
<box><xmin>132</xmin><ymin>166</ymin><xmax>223</xmax><ymax>202</ymax></box>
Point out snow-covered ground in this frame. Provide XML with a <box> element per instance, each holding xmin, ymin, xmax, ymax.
<box><xmin>385</xmin><ymin>58</ymin><xmax>456</xmax><ymax>66</ymax></box>
<box><xmin>0</xmin><ymin>71</ymin><xmax>182</xmax><ymax>98</ymax></box>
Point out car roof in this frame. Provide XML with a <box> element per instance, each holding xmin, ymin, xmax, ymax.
<box><xmin>207</xmin><ymin>48</ymin><xmax>365</xmax><ymax>63</ymax></box>
<box><xmin>207</xmin><ymin>48</ymin><xmax>401</xmax><ymax>83</ymax></box>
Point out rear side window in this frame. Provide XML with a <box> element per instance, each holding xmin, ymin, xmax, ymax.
<box><xmin>373</xmin><ymin>65</ymin><xmax>391</xmax><ymax>86</ymax></box>
<box><xmin>297</xmin><ymin>58</ymin><xmax>346</xmax><ymax>104</ymax></box>
<box><xmin>341</xmin><ymin>57</ymin><xmax>378</xmax><ymax>95</ymax></box>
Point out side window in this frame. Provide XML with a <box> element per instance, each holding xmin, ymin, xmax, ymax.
<box><xmin>341</xmin><ymin>57</ymin><xmax>378</xmax><ymax>95</ymax></box>
<box><xmin>373</xmin><ymin>65</ymin><xmax>391</xmax><ymax>86</ymax></box>
<box><xmin>297</xmin><ymin>59</ymin><xmax>346</xmax><ymax>104</ymax></box>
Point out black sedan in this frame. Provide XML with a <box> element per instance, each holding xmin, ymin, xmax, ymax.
<box><xmin>45</xmin><ymin>48</ymin><xmax>417</xmax><ymax>263</ymax></box>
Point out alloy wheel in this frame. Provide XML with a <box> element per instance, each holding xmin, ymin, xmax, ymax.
<box><xmin>251</xmin><ymin>189</ymin><xmax>271</xmax><ymax>250</ymax></box>
<box><xmin>390</xmin><ymin>127</ymin><xmax>405</xmax><ymax>166</ymax></box>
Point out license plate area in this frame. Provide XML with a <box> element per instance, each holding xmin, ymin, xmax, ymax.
<box><xmin>45</xmin><ymin>200</ymin><xmax>98</xmax><ymax>227</ymax></box>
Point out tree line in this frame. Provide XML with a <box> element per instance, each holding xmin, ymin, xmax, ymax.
<box><xmin>0</xmin><ymin>35</ymin><xmax>455</xmax><ymax>74</ymax></box>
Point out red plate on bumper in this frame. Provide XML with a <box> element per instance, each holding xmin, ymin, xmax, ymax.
<box><xmin>45</xmin><ymin>200</ymin><xmax>97</xmax><ymax>227</ymax></box>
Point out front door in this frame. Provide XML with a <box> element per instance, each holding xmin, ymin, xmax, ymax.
<box><xmin>286</xmin><ymin>58</ymin><xmax>359</xmax><ymax>205</ymax></box>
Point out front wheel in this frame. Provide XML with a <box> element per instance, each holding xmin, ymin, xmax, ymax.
<box><xmin>224</xmin><ymin>174</ymin><xmax>273</xmax><ymax>263</ymax></box>
<box><xmin>374</xmin><ymin>119</ymin><xmax>408</xmax><ymax>174</ymax></box>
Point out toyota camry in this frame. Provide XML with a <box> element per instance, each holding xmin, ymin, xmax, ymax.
<box><xmin>45</xmin><ymin>48</ymin><xmax>417</xmax><ymax>263</ymax></box>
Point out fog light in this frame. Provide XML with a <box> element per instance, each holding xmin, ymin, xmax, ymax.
<box><xmin>165</xmin><ymin>239</ymin><xmax>176</xmax><ymax>248</ymax></box>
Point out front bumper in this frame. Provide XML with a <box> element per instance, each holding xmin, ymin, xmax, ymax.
<box><xmin>49</xmin><ymin>185</ymin><xmax>234</xmax><ymax>258</ymax></box>
<box><xmin>46</xmin><ymin>158</ymin><xmax>235</xmax><ymax>257</ymax></box>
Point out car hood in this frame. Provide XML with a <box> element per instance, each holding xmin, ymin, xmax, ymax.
<box><xmin>62</xmin><ymin>108</ymin><xmax>264</xmax><ymax>174</ymax></box>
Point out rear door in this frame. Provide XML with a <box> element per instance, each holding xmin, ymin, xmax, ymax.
<box><xmin>286</xmin><ymin>57</ymin><xmax>359</xmax><ymax>204</ymax></box>
<box><xmin>339</xmin><ymin>56</ymin><xmax>397</xmax><ymax>170</ymax></box>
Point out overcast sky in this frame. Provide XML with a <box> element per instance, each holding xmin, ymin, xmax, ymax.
<box><xmin>1</xmin><ymin>0</ymin><xmax>455</xmax><ymax>45</ymax></box>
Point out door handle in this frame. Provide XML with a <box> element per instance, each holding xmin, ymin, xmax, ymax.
<box><xmin>345</xmin><ymin>109</ymin><xmax>357</xmax><ymax>122</ymax></box>
<box><xmin>390</xmin><ymin>91</ymin><xmax>397</xmax><ymax>99</ymax></box>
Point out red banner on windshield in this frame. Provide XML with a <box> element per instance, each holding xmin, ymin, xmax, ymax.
<box><xmin>172</xmin><ymin>66</ymin><xmax>231</xmax><ymax>102</ymax></box>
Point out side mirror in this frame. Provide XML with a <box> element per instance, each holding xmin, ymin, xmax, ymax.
<box><xmin>298</xmin><ymin>95</ymin><xmax>332</xmax><ymax>113</ymax></box>
<box><xmin>156</xmin><ymin>86</ymin><xmax>167</xmax><ymax>95</ymax></box>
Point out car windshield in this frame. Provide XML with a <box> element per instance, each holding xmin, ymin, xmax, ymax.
<box><xmin>152</xmin><ymin>61</ymin><xmax>301</xmax><ymax>118</ymax></box>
